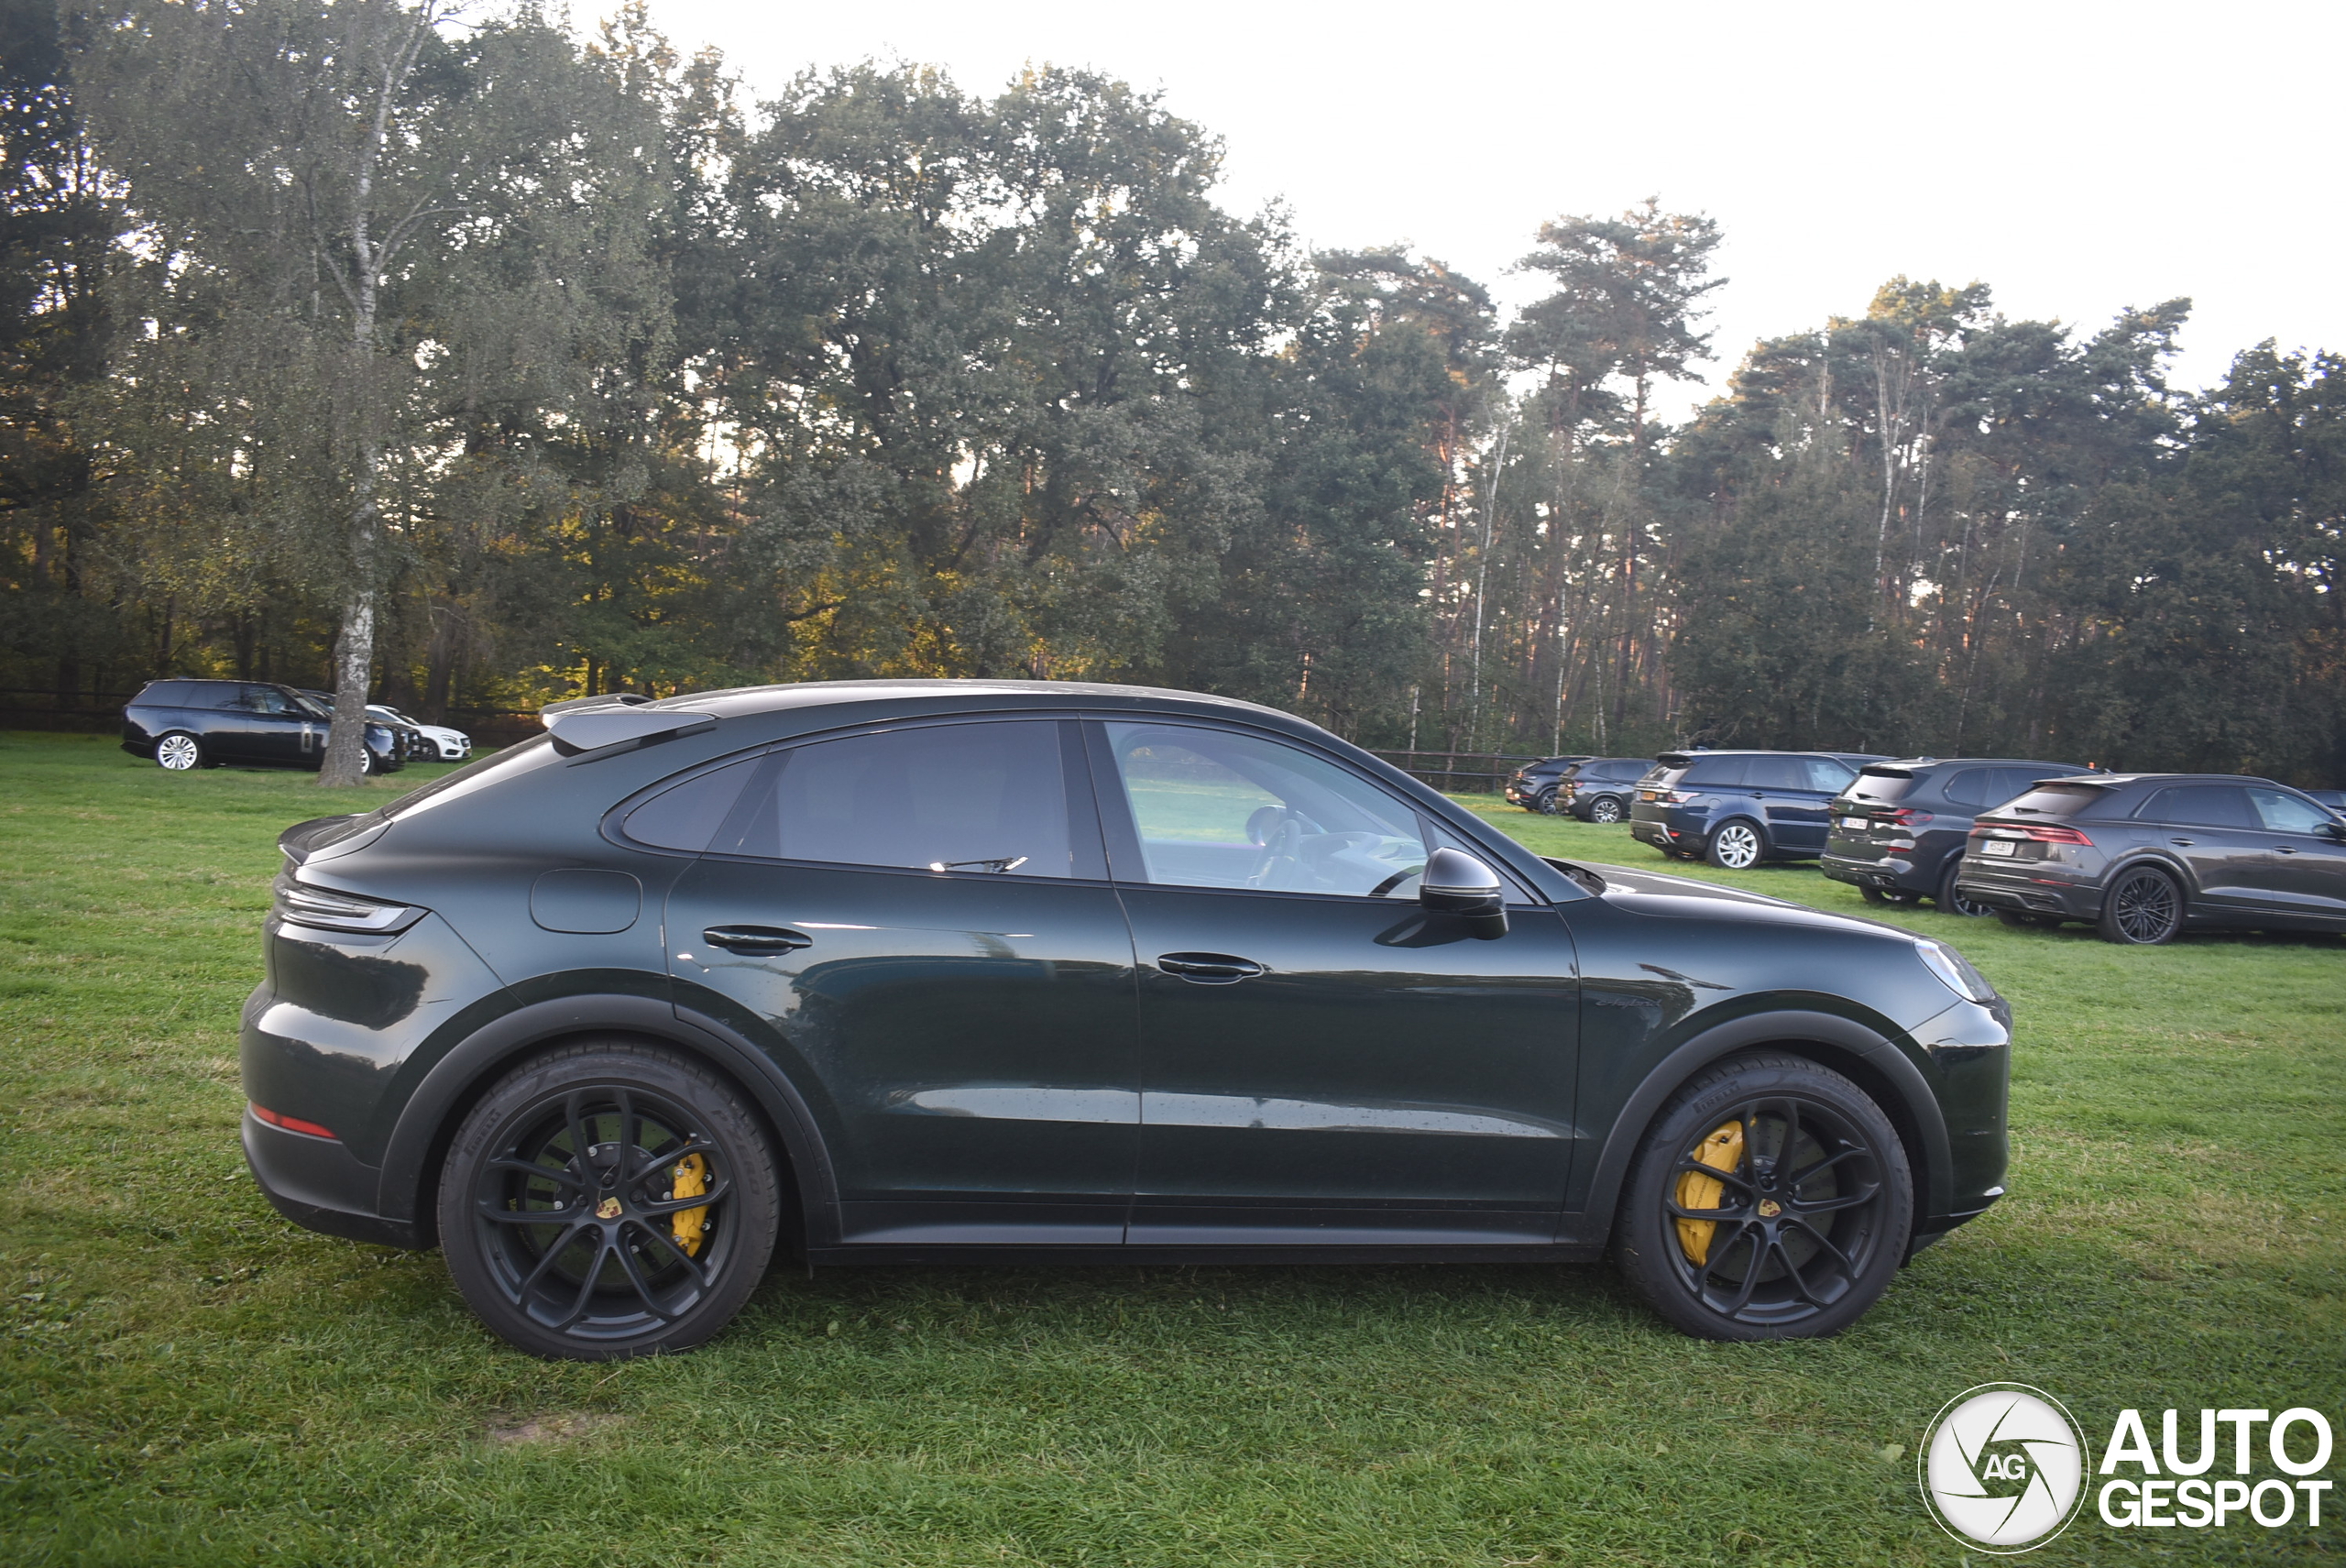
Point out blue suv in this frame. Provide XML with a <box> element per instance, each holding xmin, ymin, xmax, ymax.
<box><xmin>1630</xmin><ymin>750</ymin><xmax>1890</xmax><ymax>868</ymax></box>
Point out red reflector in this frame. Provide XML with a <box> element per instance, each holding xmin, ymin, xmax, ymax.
<box><xmin>251</xmin><ymin>1103</ymin><xmax>337</xmax><ymax>1140</ymax></box>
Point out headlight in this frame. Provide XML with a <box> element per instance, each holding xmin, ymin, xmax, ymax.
<box><xmin>1913</xmin><ymin>938</ymin><xmax>1997</xmax><ymax>1004</ymax></box>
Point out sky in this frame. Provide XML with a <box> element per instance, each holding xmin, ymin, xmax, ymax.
<box><xmin>646</xmin><ymin>0</ymin><xmax>2342</xmax><ymax>418</ymax></box>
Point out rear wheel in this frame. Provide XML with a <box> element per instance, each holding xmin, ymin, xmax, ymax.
<box><xmin>1937</xmin><ymin>861</ymin><xmax>1994</xmax><ymax>917</ymax></box>
<box><xmin>155</xmin><ymin>731</ymin><xmax>204</xmax><ymax>772</ymax></box>
<box><xmin>1706</xmin><ymin>820</ymin><xmax>1765</xmax><ymax>870</ymax></box>
<box><xmin>2098</xmin><ymin>865</ymin><xmax>2183</xmax><ymax>945</ymax></box>
<box><xmin>1587</xmin><ymin>795</ymin><xmax>1627</xmax><ymax>824</ymax></box>
<box><xmin>1531</xmin><ymin>787</ymin><xmax>1559</xmax><ymax>815</ymax></box>
<box><xmin>439</xmin><ymin>1040</ymin><xmax>780</xmax><ymax>1360</ymax></box>
<box><xmin>1613</xmin><ymin>1052</ymin><xmax>1913</xmax><ymax>1340</ymax></box>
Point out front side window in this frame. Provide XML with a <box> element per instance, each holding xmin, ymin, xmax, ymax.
<box><xmin>2249</xmin><ymin>787</ymin><xmax>2333</xmax><ymax>836</ymax></box>
<box><xmin>728</xmin><ymin>720</ymin><xmax>1076</xmax><ymax>876</ymax></box>
<box><xmin>1103</xmin><ymin>722</ymin><xmax>1427</xmax><ymax>896</ymax></box>
<box><xmin>239</xmin><ymin>685</ymin><xmax>296</xmax><ymax>715</ymax></box>
<box><xmin>1802</xmin><ymin>758</ymin><xmax>1858</xmax><ymax>793</ymax></box>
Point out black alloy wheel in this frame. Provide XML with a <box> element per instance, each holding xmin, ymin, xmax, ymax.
<box><xmin>1936</xmin><ymin>861</ymin><xmax>1995</xmax><ymax>917</ymax></box>
<box><xmin>1587</xmin><ymin>795</ymin><xmax>1627</xmax><ymax>824</ymax></box>
<box><xmin>439</xmin><ymin>1041</ymin><xmax>780</xmax><ymax>1360</ymax></box>
<box><xmin>1532</xmin><ymin>787</ymin><xmax>1560</xmax><ymax>815</ymax></box>
<box><xmin>2098</xmin><ymin>865</ymin><xmax>2184</xmax><ymax>946</ymax></box>
<box><xmin>155</xmin><ymin>731</ymin><xmax>205</xmax><ymax>772</ymax></box>
<box><xmin>1614</xmin><ymin>1053</ymin><xmax>1912</xmax><ymax>1340</ymax></box>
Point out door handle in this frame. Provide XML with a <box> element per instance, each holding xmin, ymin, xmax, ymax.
<box><xmin>1157</xmin><ymin>952</ymin><xmax>1266</xmax><ymax>983</ymax></box>
<box><xmin>2274</xmin><ymin>846</ymin><xmax>2298</xmax><ymax>854</ymax></box>
<box><xmin>2169</xmin><ymin>838</ymin><xmax>2194</xmax><ymax>847</ymax></box>
<box><xmin>702</xmin><ymin>925</ymin><xmax>813</xmax><ymax>954</ymax></box>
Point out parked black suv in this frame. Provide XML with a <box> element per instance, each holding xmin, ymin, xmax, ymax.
<box><xmin>1630</xmin><ymin>751</ymin><xmax>1891</xmax><ymax>868</ymax></box>
<box><xmin>1555</xmin><ymin>757</ymin><xmax>1650</xmax><ymax>823</ymax></box>
<box><xmin>1822</xmin><ymin>758</ymin><xmax>2090</xmax><ymax>915</ymax></box>
<box><xmin>245</xmin><ymin>681</ymin><xmax>2010</xmax><ymax>1357</ymax></box>
<box><xmin>1504</xmin><ymin>756</ymin><xmax>1593</xmax><ymax>813</ymax></box>
<box><xmin>1953</xmin><ymin>773</ymin><xmax>2346</xmax><ymax>943</ymax></box>
<box><xmin>122</xmin><ymin>680</ymin><xmax>405</xmax><ymax>773</ymax></box>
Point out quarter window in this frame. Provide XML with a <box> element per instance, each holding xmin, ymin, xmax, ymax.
<box><xmin>1102</xmin><ymin>722</ymin><xmax>1428</xmax><ymax>896</ymax></box>
<box><xmin>726</xmin><ymin>721</ymin><xmax>1077</xmax><ymax>876</ymax></box>
<box><xmin>1942</xmin><ymin>769</ymin><xmax>1991</xmax><ymax>808</ymax></box>
<box><xmin>621</xmin><ymin>755</ymin><xmax>767</xmax><ymax>853</ymax></box>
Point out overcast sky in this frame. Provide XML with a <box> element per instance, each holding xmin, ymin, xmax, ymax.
<box><xmin>647</xmin><ymin>0</ymin><xmax>2341</xmax><ymax>417</ymax></box>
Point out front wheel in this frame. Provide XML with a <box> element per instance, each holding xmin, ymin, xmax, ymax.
<box><xmin>1706</xmin><ymin>820</ymin><xmax>1765</xmax><ymax>870</ymax></box>
<box><xmin>1613</xmin><ymin>1052</ymin><xmax>1913</xmax><ymax>1340</ymax></box>
<box><xmin>439</xmin><ymin>1040</ymin><xmax>781</xmax><ymax>1360</ymax></box>
<box><xmin>2098</xmin><ymin>865</ymin><xmax>2183</xmax><ymax>945</ymax></box>
<box><xmin>1587</xmin><ymin>795</ymin><xmax>1627</xmax><ymax>824</ymax></box>
<box><xmin>155</xmin><ymin>731</ymin><xmax>205</xmax><ymax>771</ymax></box>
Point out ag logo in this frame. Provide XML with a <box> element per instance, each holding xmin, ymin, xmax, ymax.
<box><xmin>1919</xmin><ymin>1383</ymin><xmax>2091</xmax><ymax>1552</ymax></box>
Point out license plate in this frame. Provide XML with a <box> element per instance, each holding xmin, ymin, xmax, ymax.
<box><xmin>1840</xmin><ymin>817</ymin><xmax>1869</xmax><ymax>831</ymax></box>
<box><xmin>1982</xmin><ymin>839</ymin><xmax>2016</xmax><ymax>857</ymax></box>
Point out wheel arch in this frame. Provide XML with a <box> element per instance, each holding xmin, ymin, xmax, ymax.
<box><xmin>1708</xmin><ymin>815</ymin><xmax>1770</xmax><ymax>860</ymax></box>
<box><xmin>1573</xmin><ymin>1008</ymin><xmax>1950</xmax><ymax>1255</ymax></box>
<box><xmin>374</xmin><ymin>992</ymin><xmax>835</xmax><ymax>1253</ymax></box>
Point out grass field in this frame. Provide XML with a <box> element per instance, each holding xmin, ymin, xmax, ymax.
<box><xmin>2</xmin><ymin>729</ymin><xmax>2341</xmax><ymax>1565</ymax></box>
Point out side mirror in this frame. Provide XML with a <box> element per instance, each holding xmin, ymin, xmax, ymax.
<box><xmin>1420</xmin><ymin>847</ymin><xmax>1509</xmax><ymax>938</ymax></box>
<box><xmin>2322</xmin><ymin>819</ymin><xmax>2346</xmax><ymax>842</ymax></box>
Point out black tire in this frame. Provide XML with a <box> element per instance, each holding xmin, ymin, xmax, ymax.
<box><xmin>1531</xmin><ymin>787</ymin><xmax>1559</xmax><ymax>815</ymax></box>
<box><xmin>1586</xmin><ymin>795</ymin><xmax>1627</xmax><ymax>824</ymax></box>
<box><xmin>1937</xmin><ymin>860</ymin><xmax>1994</xmax><ymax>917</ymax></box>
<box><xmin>1705</xmin><ymin>819</ymin><xmax>1766</xmax><ymax>870</ymax></box>
<box><xmin>2098</xmin><ymin>864</ymin><xmax>2184</xmax><ymax>946</ymax></box>
<box><xmin>438</xmin><ymin>1040</ymin><xmax>781</xmax><ymax>1360</ymax></box>
<box><xmin>1613</xmin><ymin>1052</ymin><xmax>1913</xmax><ymax>1341</ymax></box>
<box><xmin>154</xmin><ymin>731</ymin><xmax>205</xmax><ymax>772</ymax></box>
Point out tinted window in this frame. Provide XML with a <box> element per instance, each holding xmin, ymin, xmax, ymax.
<box><xmin>1802</xmin><ymin>757</ymin><xmax>1856</xmax><ymax>792</ymax></box>
<box><xmin>621</xmin><ymin>755</ymin><xmax>766</xmax><ymax>852</ymax></box>
<box><xmin>239</xmin><ymin>685</ymin><xmax>298</xmax><ymax>715</ymax></box>
<box><xmin>2137</xmin><ymin>785</ymin><xmax>2254</xmax><ymax>828</ymax></box>
<box><xmin>1740</xmin><ymin>755</ymin><xmax>1804</xmax><ymax>790</ymax></box>
<box><xmin>1678</xmin><ymin>755</ymin><xmax>1749</xmax><ymax>787</ymax></box>
<box><xmin>729</xmin><ymin>721</ymin><xmax>1075</xmax><ymax>875</ymax></box>
<box><xmin>1603</xmin><ymin>761</ymin><xmax>1643</xmax><ymax>780</ymax></box>
<box><xmin>1941</xmin><ymin>769</ymin><xmax>1992</xmax><ymax>808</ymax></box>
<box><xmin>1997</xmin><ymin>783</ymin><xmax>2114</xmax><ymax>818</ymax></box>
<box><xmin>2248</xmin><ymin>788</ymin><xmax>2333</xmax><ymax>835</ymax></box>
<box><xmin>179</xmin><ymin>682</ymin><xmax>240</xmax><ymax>710</ymax></box>
<box><xmin>137</xmin><ymin>681</ymin><xmax>193</xmax><ymax>707</ymax></box>
<box><xmin>1105</xmin><ymin>722</ymin><xmax>1426</xmax><ymax>896</ymax></box>
<box><xmin>1847</xmin><ymin>768</ymin><xmax>1917</xmax><ymax>803</ymax></box>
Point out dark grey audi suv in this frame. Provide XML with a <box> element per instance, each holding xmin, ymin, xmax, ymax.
<box><xmin>245</xmin><ymin>681</ymin><xmax>2011</xmax><ymax>1357</ymax></box>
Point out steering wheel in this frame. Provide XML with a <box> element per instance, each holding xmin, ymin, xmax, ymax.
<box><xmin>1245</xmin><ymin>814</ymin><xmax>1305</xmax><ymax>888</ymax></box>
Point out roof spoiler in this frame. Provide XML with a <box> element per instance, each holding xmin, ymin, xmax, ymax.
<box><xmin>541</xmin><ymin>696</ymin><xmax>716</xmax><ymax>758</ymax></box>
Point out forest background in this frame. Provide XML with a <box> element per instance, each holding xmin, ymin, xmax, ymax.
<box><xmin>4</xmin><ymin>0</ymin><xmax>2341</xmax><ymax>782</ymax></box>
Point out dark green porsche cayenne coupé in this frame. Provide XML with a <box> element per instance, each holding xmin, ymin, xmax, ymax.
<box><xmin>244</xmin><ymin>681</ymin><xmax>2011</xmax><ymax>1358</ymax></box>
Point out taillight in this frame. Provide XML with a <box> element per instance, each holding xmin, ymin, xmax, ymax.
<box><xmin>273</xmin><ymin>873</ymin><xmax>428</xmax><ymax>934</ymax></box>
<box><xmin>1974</xmin><ymin>822</ymin><xmax>2094</xmax><ymax>847</ymax></box>
<box><xmin>251</xmin><ymin>1103</ymin><xmax>337</xmax><ymax>1140</ymax></box>
<box><xmin>1883</xmin><ymin>808</ymin><xmax>1935</xmax><ymax>827</ymax></box>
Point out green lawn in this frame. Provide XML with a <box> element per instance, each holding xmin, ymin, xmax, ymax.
<box><xmin>1</xmin><ymin>730</ymin><xmax>2339</xmax><ymax>1565</ymax></box>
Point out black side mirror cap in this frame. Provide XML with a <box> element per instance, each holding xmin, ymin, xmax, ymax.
<box><xmin>1420</xmin><ymin>847</ymin><xmax>1509</xmax><ymax>938</ymax></box>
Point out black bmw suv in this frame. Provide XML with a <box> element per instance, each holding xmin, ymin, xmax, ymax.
<box><xmin>247</xmin><ymin>681</ymin><xmax>2010</xmax><ymax>1357</ymax></box>
<box><xmin>1953</xmin><ymin>773</ymin><xmax>2346</xmax><ymax>943</ymax></box>
<box><xmin>1821</xmin><ymin>758</ymin><xmax>2090</xmax><ymax>915</ymax></box>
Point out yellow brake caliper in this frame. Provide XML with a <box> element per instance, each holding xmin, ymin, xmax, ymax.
<box><xmin>669</xmin><ymin>1153</ymin><xmax>710</xmax><ymax>1256</ymax></box>
<box><xmin>1673</xmin><ymin>1120</ymin><xmax>1745</xmax><ymax>1266</ymax></box>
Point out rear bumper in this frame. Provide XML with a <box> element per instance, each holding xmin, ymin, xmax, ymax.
<box><xmin>242</xmin><ymin>1109</ymin><xmax>423</xmax><ymax>1249</ymax></box>
<box><xmin>1821</xmin><ymin>851</ymin><xmax>1928</xmax><ymax>894</ymax></box>
<box><xmin>1953</xmin><ymin>862</ymin><xmax>2100</xmax><ymax>919</ymax></box>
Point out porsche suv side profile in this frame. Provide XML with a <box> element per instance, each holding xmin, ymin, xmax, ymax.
<box><xmin>244</xmin><ymin>682</ymin><xmax>2011</xmax><ymax>1358</ymax></box>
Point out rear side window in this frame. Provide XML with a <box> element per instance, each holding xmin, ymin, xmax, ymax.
<box><xmin>2136</xmin><ymin>785</ymin><xmax>2254</xmax><ymax>828</ymax></box>
<box><xmin>1941</xmin><ymin>769</ymin><xmax>1992</xmax><ymax>808</ymax></box>
<box><xmin>1679</xmin><ymin>755</ymin><xmax>1749</xmax><ymax>787</ymax></box>
<box><xmin>727</xmin><ymin>720</ymin><xmax>1077</xmax><ymax>876</ymax></box>
<box><xmin>1738</xmin><ymin>755</ymin><xmax>1803</xmax><ymax>790</ymax></box>
<box><xmin>1602</xmin><ymin>761</ymin><xmax>1641</xmax><ymax>780</ymax></box>
<box><xmin>620</xmin><ymin>754</ymin><xmax>767</xmax><ymax>852</ymax></box>
<box><xmin>1998</xmin><ymin>783</ymin><xmax>2114</xmax><ymax>818</ymax></box>
<box><xmin>179</xmin><ymin>682</ymin><xmax>240</xmax><ymax>710</ymax></box>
